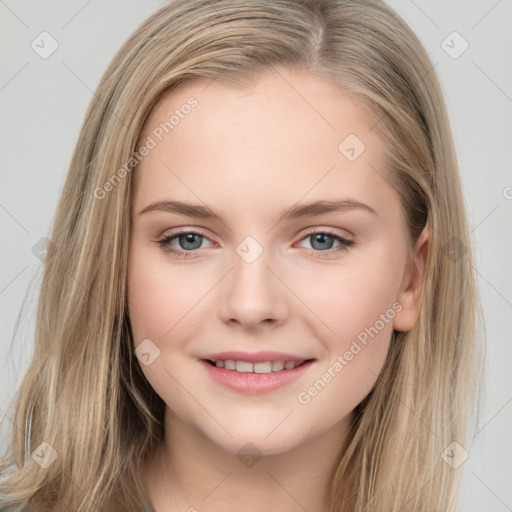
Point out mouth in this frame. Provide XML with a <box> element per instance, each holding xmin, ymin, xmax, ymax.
<box><xmin>199</xmin><ymin>354</ymin><xmax>316</xmax><ymax>395</ymax></box>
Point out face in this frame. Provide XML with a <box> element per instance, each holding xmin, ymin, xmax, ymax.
<box><xmin>127</xmin><ymin>67</ymin><xmax>424</xmax><ymax>456</ymax></box>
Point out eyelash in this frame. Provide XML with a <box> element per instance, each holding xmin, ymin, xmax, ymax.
<box><xmin>156</xmin><ymin>228</ymin><xmax>354</xmax><ymax>259</ymax></box>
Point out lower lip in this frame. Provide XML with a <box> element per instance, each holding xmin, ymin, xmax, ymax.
<box><xmin>200</xmin><ymin>360</ymin><xmax>315</xmax><ymax>395</ymax></box>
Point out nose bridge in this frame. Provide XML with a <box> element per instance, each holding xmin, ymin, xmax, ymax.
<box><xmin>219</xmin><ymin>233</ymin><xmax>288</xmax><ymax>326</ymax></box>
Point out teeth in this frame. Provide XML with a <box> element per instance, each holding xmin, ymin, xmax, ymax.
<box><xmin>212</xmin><ymin>359</ymin><xmax>305</xmax><ymax>374</ymax></box>
<box><xmin>272</xmin><ymin>361</ymin><xmax>284</xmax><ymax>371</ymax></box>
<box><xmin>236</xmin><ymin>361</ymin><xmax>253</xmax><ymax>373</ymax></box>
<box><xmin>254</xmin><ymin>362</ymin><xmax>272</xmax><ymax>373</ymax></box>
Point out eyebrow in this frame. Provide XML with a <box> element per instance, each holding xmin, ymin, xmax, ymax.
<box><xmin>138</xmin><ymin>198</ymin><xmax>377</xmax><ymax>220</ymax></box>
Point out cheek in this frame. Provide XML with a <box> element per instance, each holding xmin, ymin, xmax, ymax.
<box><xmin>126</xmin><ymin>247</ymin><xmax>206</xmax><ymax>410</ymax></box>
<box><xmin>127</xmin><ymin>261</ymin><xmax>170</xmax><ymax>342</ymax></box>
<box><xmin>302</xmin><ymin>255</ymin><xmax>401</xmax><ymax>342</ymax></box>
<box><xmin>127</xmin><ymin>245</ymin><xmax>207</xmax><ymax>343</ymax></box>
<box><xmin>295</xmin><ymin>250</ymin><xmax>402</xmax><ymax>396</ymax></box>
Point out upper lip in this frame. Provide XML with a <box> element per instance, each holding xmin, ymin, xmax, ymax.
<box><xmin>200</xmin><ymin>351</ymin><xmax>315</xmax><ymax>363</ymax></box>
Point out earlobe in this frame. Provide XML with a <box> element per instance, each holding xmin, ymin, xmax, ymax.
<box><xmin>393</xmin><ymin>226</ymin><xmax>429</xmax><ymax>332</ymax></box>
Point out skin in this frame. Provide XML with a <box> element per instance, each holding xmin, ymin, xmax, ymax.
<box><xmin>127</xmin><ymin>66</ymin><xmax>428</xmax><ymax>512</ymax></box>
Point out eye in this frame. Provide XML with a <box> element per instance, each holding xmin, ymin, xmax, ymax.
<box><xmin>157</xmin><ymin>229</ymin><xmax>213</xmax><ymax>259</ymax></box>
<box><xmin>156</xmin><ymin>228</ymin><xmax>354</xmax><ymax>259</ymax></box>
<box><xmin>297</xmin><ymin>229</ymin><xmax>354</xmax><ymax>258</ymax></box>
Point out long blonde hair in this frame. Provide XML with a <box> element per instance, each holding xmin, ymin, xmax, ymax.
<box><xmin>0</xmin><ymin>0</ymin><xmax>484</xmax><ymax>510</ymax></box>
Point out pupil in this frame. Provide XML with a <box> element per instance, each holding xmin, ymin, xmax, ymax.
<box><xmin>180</xmin><ymin>233</ymin><xmax>201</xmax><ymax>250</ymax></box>
<box><xmin>312</xmin><ymin>234</ymin><xmax>333</xmax><ymax>250</ymax></box>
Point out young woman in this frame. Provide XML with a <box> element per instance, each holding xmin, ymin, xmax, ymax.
<box><xmin>0</xmin><ymin>0</ymin><xmax>483</xmax><ymax>510</ymax></box>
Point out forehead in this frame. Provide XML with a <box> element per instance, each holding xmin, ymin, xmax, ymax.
<box><xmin>133</xmin><ymin>68</ymin><xmax>393</xmax><ymax>216</ymax></box>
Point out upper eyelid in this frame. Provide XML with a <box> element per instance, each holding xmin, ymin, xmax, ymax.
<box><xmin>160</xmin><ymin>228</ymin><xmax>215</xmax><ymax>244</ymax></box>
<box><xmin>301</xmin><ymin>227</ymin><xmax>353</xmax><ymax>239</ymax></box>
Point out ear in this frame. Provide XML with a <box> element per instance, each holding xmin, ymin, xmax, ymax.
<box><xmin>393</xmin><ymin>226</ymin><xmax>429</xmax><ymax>332</ymax></box>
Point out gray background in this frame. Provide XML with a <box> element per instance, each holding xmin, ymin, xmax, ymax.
<box><xmin>1</xmin><ymin>1</ymin><xmax>511</xmax><ymax>510</ymax></box>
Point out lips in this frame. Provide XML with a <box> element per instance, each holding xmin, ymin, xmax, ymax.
<box><xmin>198</xmin><ymin>351</ymin><xmax>316</xmax><ymax>394</ymax></box>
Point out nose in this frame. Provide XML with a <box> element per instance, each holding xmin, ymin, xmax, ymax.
<box><xmin>218</xmin><ymin>241</ymin><xmax>289</xmax><ymax>330</ymax></box>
